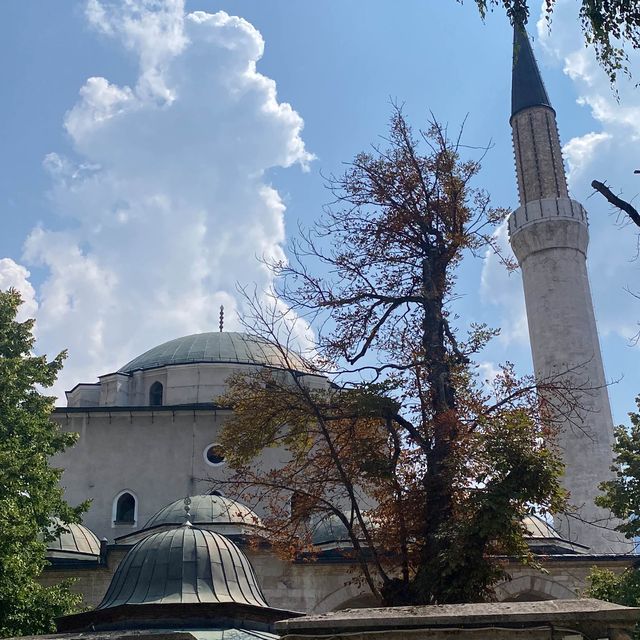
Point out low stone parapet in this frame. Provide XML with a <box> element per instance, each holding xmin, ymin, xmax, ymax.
<box><xmin>276</xmin><ymin>598</ymin><xmax>640</xmax><ymax>640</ymax></box>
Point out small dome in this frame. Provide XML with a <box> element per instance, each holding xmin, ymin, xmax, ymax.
<box><xmin>46</xmin><ymin>519</ymin><xmax>101</xmax><ymax>556</ymax></box>
<box><xmin>118</xmin><ymin>331</ymin><xmax>309</xmax><ymax>374</ymax></box>
<box><xmin>310</xmin><ymin>512</ymin><xmax>376</xmax><ymax>549</ymax></box>
<box><xmin>144</xmin><ymin>494</ymin><xmax>262</xmax><ymax>530</ymax></box>
<box><xmin>311</xmin><ymin>513</ymin><xmax>351</xmax><ymax>546</ymax></box>
<box><xmin>523</xmin><ymin>514</ymin><xmax>588</xmax><ymax>554</ymax></box>
<box><xmin>524</xmin><ymin>515</ymin><xmax>561</xmax><ymax>539</ymax></box>
<box><xmin>98</xmin><ymin>525</ymin><xmax>268</xmax><ymax>610</ymax></box>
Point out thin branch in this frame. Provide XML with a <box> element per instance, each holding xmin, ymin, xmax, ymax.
<box><xmin>592</xmin><ymin>179</ymin><xmax>640</xmax><ymax>228</ymax></box>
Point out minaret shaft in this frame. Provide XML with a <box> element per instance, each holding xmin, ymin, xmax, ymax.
<box><xmin>508</xmin><ymin>24</ymin><xmax>627</xmax><ymax>553</ymax></box>
<box><xmin>512</xmin><ymin>107</ymin><xmax>568</xmax><ymax>204</ymax></box>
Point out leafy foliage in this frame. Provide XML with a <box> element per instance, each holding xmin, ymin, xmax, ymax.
<box><xmin>0</xmin><ymin>289</ymin><xmax>85</xmax><ymax>638</ymax></box>
<box><xmin>596</xmin><ymin>396</ymin><xmax>640</xmax><ymax>541</ymax></box>
<box><xmin>586</xmin><ymin>566</ymin><xmax>640</xmax><ymax>639</ymax></box>
<box><xmin>217</xmin><ymin>109</ymin><xmax>566</xmax><ymax>605</ymax></box>
<box><xmin>474</xmin><ymin>0</ymin><xmax>640</xmax><ymax>84</ymax></box>
<box><xmin>587</xmin><ymin>566</ymin><xmax>640</xmax><ymax>608</ymax></box>
<box><xmin>587</xmin><ymin>397</ymin><xmax>640</xmax><ymax>637</ymax></box>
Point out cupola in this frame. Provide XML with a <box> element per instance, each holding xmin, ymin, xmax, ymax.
<box><xmin>56</xmin><ymin>523</ymin><xmax>299</xmax><ymax>633</ymax></box>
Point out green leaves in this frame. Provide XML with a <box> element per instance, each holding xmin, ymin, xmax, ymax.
<box><xmin>596</xmin><ymin>396</ymin><xmax>640</xmax><ymax>540</ymax></box>
<box><xmin>0</xmin><ymin>289</ymin><xmax>85</xmax><ymax>637</ymax></box>
<box><xmin>473</xmin><ymin>1</ymin><xmax>640</xmax><ymax>85</ymax></box>
<box><xmin>587</xmin><ymin>566</ymin><xmax>640</xmax><ymax>639</ymax></box>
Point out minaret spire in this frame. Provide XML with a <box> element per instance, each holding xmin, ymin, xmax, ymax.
<box><xmin>511</xmin><ymin>22</ymin><xmax>553</xmax><ymax>119</ymax></box>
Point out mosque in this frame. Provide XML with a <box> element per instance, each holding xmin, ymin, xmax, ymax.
<box><xmin>39</xmin><ymin>22</ymin><xmax>635</xmax><ymax>620</ymax></box>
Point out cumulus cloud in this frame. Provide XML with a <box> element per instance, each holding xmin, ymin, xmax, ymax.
<box><xmin>480</xmin><ymin>221</ymin><xmax>529</xmax><ymax>346</ymax></box>
<box><xmin>563</xmin><ymin>131</ymin><xmax>611</xmax><ymax>183</ymax></box>
<box><xmin>17</xmin><ymin>0</ymin><xmax>314</xmax><ymax>398</ymax></box>
<box><xmin>0</xmin><ymin>258</ymin><xmax>38</xmax><ymax>322</ymax></box>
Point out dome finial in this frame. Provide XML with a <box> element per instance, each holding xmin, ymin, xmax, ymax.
<box><xmin>219</xmin><ymin>305</ymin><xmax>224</xmax><ymax>332</ymax></box>
<box><xmin>183</xmin><ymin>496</ymin><xmax>192</xmax><ymax>527</ymax></box>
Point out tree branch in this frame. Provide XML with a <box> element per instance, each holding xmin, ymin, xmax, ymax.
<box><xmin>592</xmin><ymin>179</ymin><xmax>640</xmax><ymax>228</ymax></box>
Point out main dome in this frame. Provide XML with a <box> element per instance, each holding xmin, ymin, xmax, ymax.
<box><xmin>118</xmin><ymin>331</ymin><xmax>308</xmax><ymax>374</ymax></box>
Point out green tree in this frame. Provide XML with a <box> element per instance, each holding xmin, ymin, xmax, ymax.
<box><xmin>217</xmin><ymin>109</ymin><xmax>566</xmax><ymax>606</ymax></box>
<box><xmin>474</xmin><ymin>1</ymin><xmax>640</xmax><ymax>84</ymax></box>
<box><xmin>587</xmin><ymin>566</ymin><xmax>640</xmax><ymax>608</ymax></box>
<box><xmin>586</xmin><ymin>566</ymin><xmax>640</xmax><ymax>639</ymax></box>
<box><xmin>584</xmin><ymin>398</ymin><xmax>640</xmax><ymax>636</ymax></box>
<box><xmin>0</xmin><ymin>289</ymin><xmax>85</xmax><ymax>638</ymax></box>
<box><xmin>596</xmin><ymin>396</ymin><xmax>640</xmax><ymax>541</ymax></box>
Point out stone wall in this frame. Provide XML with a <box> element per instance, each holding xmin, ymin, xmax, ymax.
<box><xmin>40</xmin><ymin>545</ymin><xmax>635</xmax><ymax>613</ymax></box>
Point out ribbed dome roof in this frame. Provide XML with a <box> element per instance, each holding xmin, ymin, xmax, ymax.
<box><xmin>97</xmin><ymin>525</ymin><xmax>269</xmax><ymax>610</ymax></box>
<box><xmin>46</xmin><ymin>519</ymin><xmax>101</xmax><ymax>556</ymax></box>
<box><xmin>118</xmin><ymin>331</ymin><xmax>308</xmax><ymax>374</ymax></box>
<box><xmin>144</xmin><ymin>495</ymin><xmax>262</xmax><ymax>530</ymax></box>
<box><xmin>311</xmin><ymin>513</ymin><xmax>351</xmax><ymax>546</ymax></box>
<box><xmin>524</xmin><ymin>514</ymin><xmax>562</xmax><ymax>539</ymax></box>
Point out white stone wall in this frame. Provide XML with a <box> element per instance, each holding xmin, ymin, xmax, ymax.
<box><xmin>510</xmin><ymin>199</ymin><xmax>626</xmax><ymax>553</ymax></box>
<box><xmin>51</xmin><ymin>408</ymin><xmax>288</xmax><ymax>541</ymax></box>
<box><xmin>66</xmin><ymin>362</ymin><xmax>327</xmax><ymax>408</ymax></box>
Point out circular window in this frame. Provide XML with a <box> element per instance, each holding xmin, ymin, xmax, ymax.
<box><xmin>204</xmin><ymin>443</ymin><xmax>226</xmax><ymax>466</ymax></box>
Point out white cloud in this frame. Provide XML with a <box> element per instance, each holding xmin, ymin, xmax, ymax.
<box><xmin>563</xmin><ymin>131</ymin><xmax>611</xmax><ymax>182</ymax></box>
<box><xmin>480</xmin><ymin>221</ymin><xmax>529</xmax><ymax>346</ymax></box>
<box><xmin>0</xmin><ymin>258</ymin><xmax>38</xmax><ymax>322</ymax></box>
<box><xmin>18</xmin><ymin>0</ymin><xmax>314</xmax><ymax>397</ymax></box>
<box><xmin>476</xmin><ymin>361</ymin><xmax>501</xmax><ymax>389</ymax></box>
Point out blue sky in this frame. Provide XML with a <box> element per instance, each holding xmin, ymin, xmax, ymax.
<box><xmin>1</xmin><ymin>0</ymin><xmax>638</xmax><ymax>423</ymax></box>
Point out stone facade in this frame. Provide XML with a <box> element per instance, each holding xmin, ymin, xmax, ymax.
<box><xmin>511</xmin><ymin>106</ymin><xmax>568</xmax><ymax>205</ymax></box>
<box><xmin>52</xmin><ymin>405</ymin><xmax>289</xmax><ymax>539</ymax></box>
<box><xmin>41</xmin><ymin>541</ymin><xmax>636</xmax><ymax>613</ymax></box>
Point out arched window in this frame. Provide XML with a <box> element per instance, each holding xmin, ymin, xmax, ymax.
<box><xmin>149</xmin><ymin>381</ymin><xmax>163</xmax><ymax>406</ymax></box>
<box><xmin>113</xmin><ymin>491</ymin><xmax>136</xmax><ymax>524</ymax></box>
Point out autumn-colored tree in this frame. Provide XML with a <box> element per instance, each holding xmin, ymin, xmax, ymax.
<box><xmin>0</xmin><ymin>289</ymin><xmax>86</xmax><ymax>637</ymax></box>
<box><xmin>217</xmin><ymin>108</ymin><xmax>567</xmax><ymax>605</ymax></box>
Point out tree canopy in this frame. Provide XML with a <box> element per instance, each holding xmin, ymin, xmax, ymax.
<box><xmin>476</xmin><ymin>0</ymin><xmax>640</xmax><ymax>83</ymax></box>
<box><xmin>596</xmin><ymin>396</ymin><xmax>640</xmax><ymax>541</ymax></box>
<box><xmin>0</xmin><ymin>289</ymin><xmax>85</xmax><ymax>638</ymax></box>
<box><xmin>582</xmin><ymin>397</ymin><xmax>640</xmax><ymax>632</ymax></box>
<box><xmin>217</xmin><ymin>108</ymin><xmax>566</xmax><ymax>606</ymax></box>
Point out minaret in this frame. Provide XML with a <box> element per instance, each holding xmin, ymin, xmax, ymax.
<box><xmin>508</xmin><ymin>23</ymin><xmax>627</xmax><ymax>553</ymax></box>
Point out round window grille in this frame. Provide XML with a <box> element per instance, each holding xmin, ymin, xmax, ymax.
<box><xmin>204</xmin><ymin>443</ymin><xmax>226</xmax><ymax>466</ymax></box>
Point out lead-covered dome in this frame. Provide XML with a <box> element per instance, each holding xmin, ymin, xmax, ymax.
<box><xmin>145</xmin><ymin>494</ymin><xmax>262</xmax><ymax>530</ymax></box>
<box><xmin>57</xmin><ymin>523</ymin><xmax>301</xmax><ymax>633</ymax></box>
<box><xmin>118</xmin><ymin>331</ymin><xmax>308</xmax><ymax>374</ymax></box>
<box><xmin>523</xmin><ymin>515</ymin><xmax>588</xmax><ymax>554</ymax></box>
<box><xmin>99</xmin><ymin>525</ymin><xmax>268</xmax><ymax>609</ymax></box>
<box><xmin>45</xmin><ymin>519</ymin><xmax>101</xmax><ymax>562</ymax></box>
